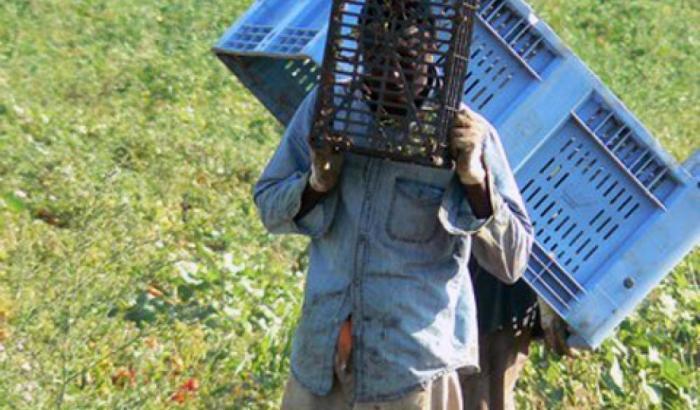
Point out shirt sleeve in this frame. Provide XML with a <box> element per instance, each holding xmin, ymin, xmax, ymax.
<box><xmin>252</xmin><ymin>88</ymin><xmax>339</xmax><ymax>238</ymax></box>
<box><xmin>438</xmin><ymin>121</ymin><xmax>534</xmax><ymax>284</ymax></box>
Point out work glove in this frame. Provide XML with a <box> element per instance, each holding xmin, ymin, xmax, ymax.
<box><xmin>309</xmin><ymin>143</ymin><xmax>344</xmax><ymax>193</ymax></box>
<box><xmin>539</xmin><ymin>297</ymin><xmax>576</xmax><ymax>357</ymax></box>
<box><xmin>450</xmin><ymin>106</ymin><xmax>489</xmax><ymax>185</ymax></box>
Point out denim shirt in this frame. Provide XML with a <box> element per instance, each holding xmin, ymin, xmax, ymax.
<box><xmin>253</xmin><ymin>87</ymin><xmax>533</xmax><ymax>402</ymax></box>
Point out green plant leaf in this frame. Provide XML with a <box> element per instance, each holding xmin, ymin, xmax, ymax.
<box><xmin>2</xmin><ymin>192</ymin><xmax>28</xmax><ymax>213</ymax></box>
<box><xmin>642</xmin><ymin>382</ymin><xmax>662</xmax><ymax>406</ymax></box>
<box><xmin>660</xmin><ymin>358</ymin><xmax>688</xmax><ymax>389</ymax></box>
<box><xmin>609</xmin><ymin>357</ymin><xmax>625</xmax><ymax>391</ymax></box>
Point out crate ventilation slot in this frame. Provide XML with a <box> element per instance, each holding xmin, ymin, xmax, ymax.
<box><xmin>520</xmin><ymin>134</ymin><xmax>647</xmax><ymax>279</ymax></box>
<box><xmin>574</xmin><ymin>93</ymin><xmax>678</xmax><ymax>205</ymax></box>
<box><xmin>478</xmin><ymin>0</ymin><xmax>557</xmax><ymax>77</ymax></box>
<box><xmin>268</xmin><ymin>28</ymin><xmax>319</xmax><ymax>53</ymax></box>
<box><xmin>284</xmin><ymin>59</ymin><xmax>320</xmax><ymax>93</ymax></box>
<box><xmin>526</xmin><ymin>242</ymin><xmax>585</xmax><ymax>314</ymax></box>
<box><xmin>225</xmin><ymin>25</ymin><xmax>273</xmax><ymax>51</ymax></box>
<box><xmin>463</xmin><ymin>33</ymin><xmax>522</xmax><ymax>111</ymax></box>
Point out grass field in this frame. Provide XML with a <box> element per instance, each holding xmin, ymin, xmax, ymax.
<box><xmin>0</xmin><ymin>0</ymin><xmax>697</xmax><ymax>408</ymax></box>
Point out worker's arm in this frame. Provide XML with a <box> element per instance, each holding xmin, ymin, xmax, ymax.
<box><xmin>253</xmin><ymin>88</ymin><xmax>340</xmax><ymax>238</ymax></box>
<box><xmin>296</xmin><ymin>183</ymin><xmax>329</xmax><ymax>219</ymax></box>
<box><xmin>439</xmin><ymin>108</ymin><xmax>534</xmax><ymax>284</ymax></box>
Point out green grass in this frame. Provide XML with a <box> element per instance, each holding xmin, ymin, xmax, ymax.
<box><xmin>0</xmin><ymin>0</ymin><xmax>697</xmax><ymax>408</ymax></box>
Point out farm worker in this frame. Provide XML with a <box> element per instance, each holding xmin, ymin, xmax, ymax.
<box><xmin>253</xmin><ymin>1</ymin><xmax>534</xmax><ymax>408</ymax></box>
<box><xmin>461</xmin><ymin>261</ymin><xmax>573</xmax><ymax>410</ymax></box>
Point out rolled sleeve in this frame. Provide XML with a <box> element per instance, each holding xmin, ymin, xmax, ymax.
<box><xmin>291</xmin><ymin>172</ymin><xmax>339</xmax><ymax>237</ymax></box>
<box><xmin>438</xmin><ymin>165</ymin><xmax>505</xmax><ymax>236</ymax></box>
<box><xmin>253</xmin><ymin>88</ymin><xmax>339</xmax><ymax>239</ymax></box>
<box><xmin>439</xmin><ymin>124</ymin><xmax>534</xmax><ymax>284</ymax></box>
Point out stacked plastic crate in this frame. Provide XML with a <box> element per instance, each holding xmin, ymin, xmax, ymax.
<box><xmin>213</xmin><ymin>0</ymin><xmax>700</xmax><ymax>348</ymax></box>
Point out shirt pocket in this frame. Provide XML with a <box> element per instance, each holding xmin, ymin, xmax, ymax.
<box><xmin>386</xmin><ymin>177</ymin><xmax>445</xmax><ymax>243</ymax></box>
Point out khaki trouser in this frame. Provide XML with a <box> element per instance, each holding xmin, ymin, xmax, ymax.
<box><xmin>281</xmin><ymin>354</ymin><xmax>463</xmax><ymax>410</ymax></box>
<box><xmin>459</xmin><ymin>327</ymin><xmax>532</xmax><ymax>410</ymax></box>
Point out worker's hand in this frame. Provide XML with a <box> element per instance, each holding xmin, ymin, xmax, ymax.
<box><xmin>309</xmin><ymin>143</ymin><xmax>344</xmax><ymax>193</ymax></box>
<box><xmin>538</xmin><ymin>297</ymin><xmax>576</xmax><ymax>357</ymax></box>
<box><xmin>450</xmin><ymin>107</ymin><xmax>489</xmax><ymax>186</ymax></box>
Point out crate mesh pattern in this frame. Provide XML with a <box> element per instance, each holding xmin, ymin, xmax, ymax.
<box><xmin>311</xmin><ymin>0</ymin><xmax>480</xmax><ymax>167</ymax></box>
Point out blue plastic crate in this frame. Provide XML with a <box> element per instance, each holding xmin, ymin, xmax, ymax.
<box><xmin>214</xmin><ymin>0</ymin><xmax>700</xmax><ymax>348</ymax></box>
